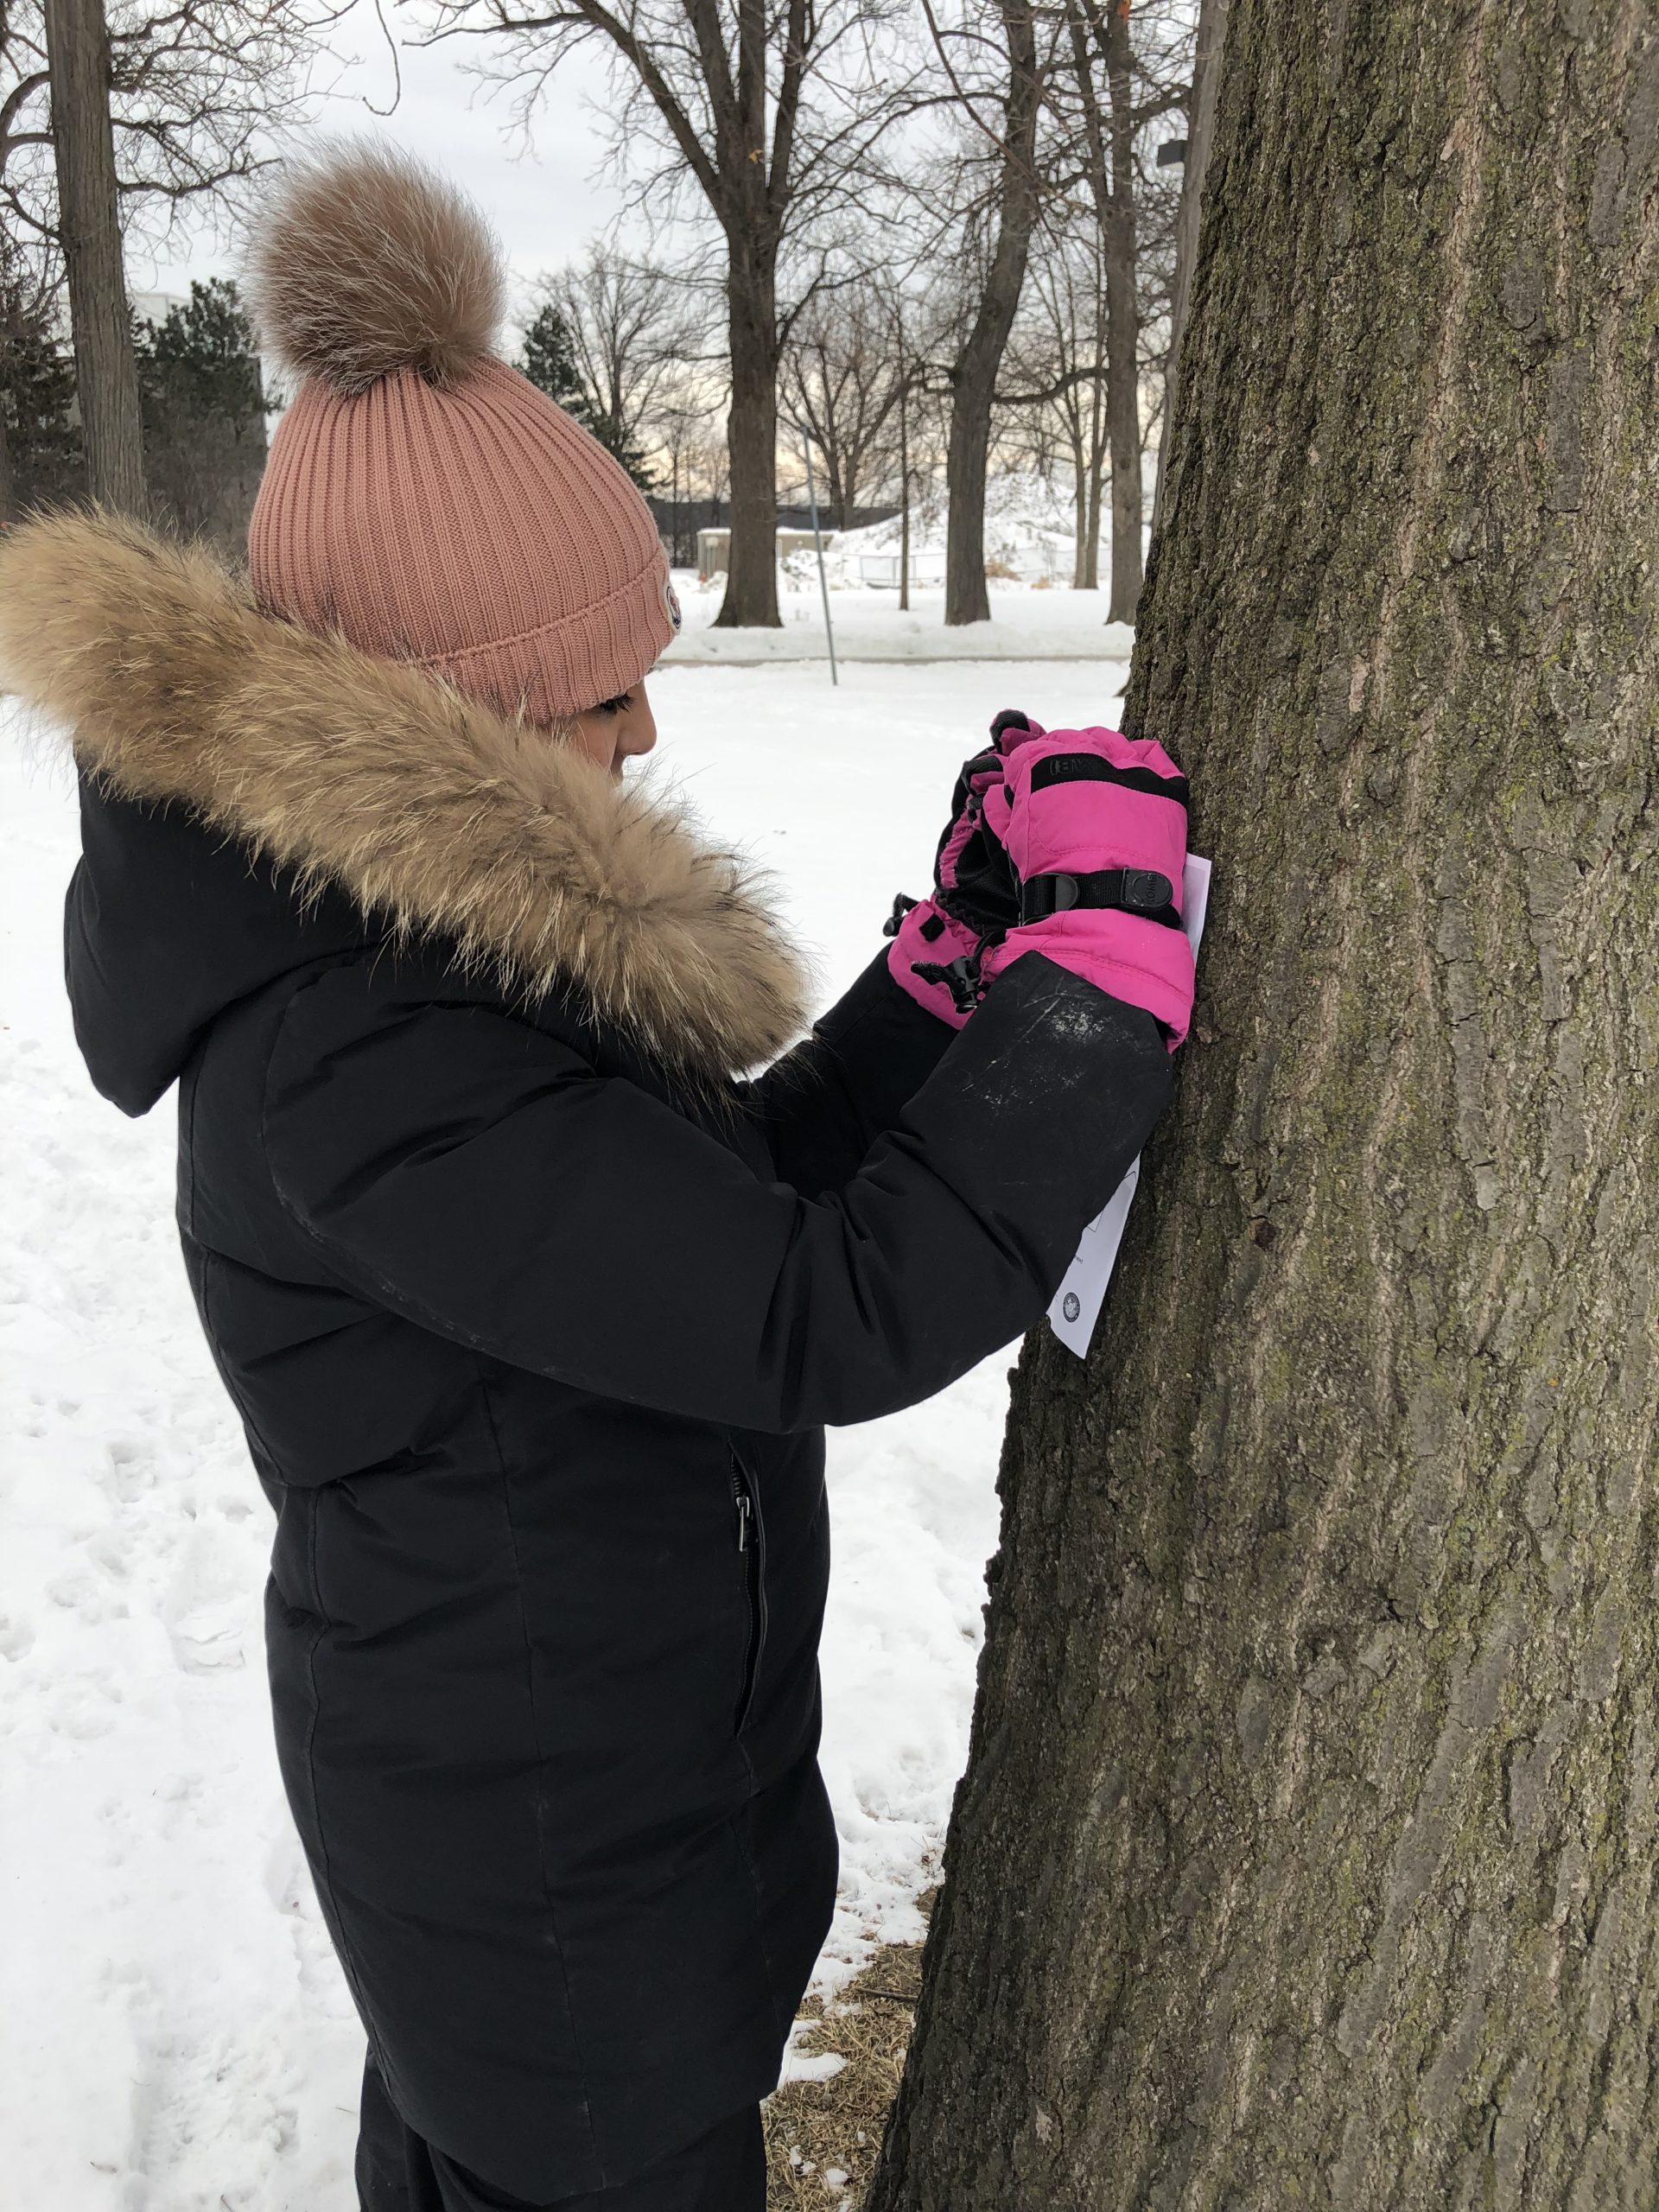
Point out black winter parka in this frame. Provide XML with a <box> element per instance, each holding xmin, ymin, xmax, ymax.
<box><xmin>2</xmin><ymin>515</ymin><xmax>1173</xmax><ymax>2201</ymax></box>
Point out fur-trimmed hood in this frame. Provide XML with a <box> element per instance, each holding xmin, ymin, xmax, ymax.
<box><xmin>0</xmin><ymin>512</ymin><xmax>810</xmax><ymax>1079</ymax></box>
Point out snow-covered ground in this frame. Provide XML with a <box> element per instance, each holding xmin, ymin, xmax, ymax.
<box><xmin>664</xmin><ymin>571</ymin><xmax>1135</xmax><ymax>665</ymax></box>
<box><xmin>0</xmin><ymin>650</ymin><xmax>1127</xmax><ymax>2210</ymax></box>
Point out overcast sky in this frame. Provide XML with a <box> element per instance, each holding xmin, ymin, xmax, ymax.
<box><xmin>135</xmin><ymin>2</ymin><xmax>639</xmax><ymax>320</ymax></box>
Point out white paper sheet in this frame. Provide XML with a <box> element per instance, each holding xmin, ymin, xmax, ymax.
<box><xmin>1046</xmin><ymin>852</ymin><xmax>1212</xmax><ymax>1358</ymax></box>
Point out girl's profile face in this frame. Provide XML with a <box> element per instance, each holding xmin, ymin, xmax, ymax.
<box><xmin>566</xmin><ymin>682</ymin><xmax>658</xmax><ymax>779</ymax></box>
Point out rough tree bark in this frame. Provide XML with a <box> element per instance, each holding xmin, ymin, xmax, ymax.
<box><xmin>43</xmin><ymin>0</ymin><xmax>144</xmax><ymax>515</ymax></box>
<box><xmin>944</xmin><ymin>0</ymin><xmax>1042</xmax><ymax>626</ymax></box>
<box><xmin>872</xmin><ymin>2</ymin><xmax>1659</xmax><ymax>2206</ymax></box>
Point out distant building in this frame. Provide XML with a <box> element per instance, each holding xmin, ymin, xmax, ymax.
<box><xmin>694</xmin><ymin>526</ymin><xmax>835</xmax><ymax>581</ymax></box>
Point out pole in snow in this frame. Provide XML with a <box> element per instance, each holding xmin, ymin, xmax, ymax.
<box><xmin>798</xmin><ymin>429</ymin><xmax>839</xmax><ymax>686</ymax></box>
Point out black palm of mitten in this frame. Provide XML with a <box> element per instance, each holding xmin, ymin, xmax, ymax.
<box><xmin>881</xmin><ymin>709</ymin><xmax>1038</xmax><ymax>1026</ymax></box>
<box><xmin>932</xmin><ymin>709</ymin><xmax>1030</xmax><ymax>944</ymax></box>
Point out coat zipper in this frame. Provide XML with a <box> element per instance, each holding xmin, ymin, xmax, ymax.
<box><xmin>731</xmin><ymin>1453</ymin><xmax>767</xmax><ymax>1735</ymax></box>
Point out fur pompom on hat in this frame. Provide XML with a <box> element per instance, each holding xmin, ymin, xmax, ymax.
<box><xmin>245</xmin><ymin>141</ymin><xmax>678</xmax><ymax>725</ymax></box>
<box><xmin>247</xmin><ymin>143</ymin><xmax>505</xmax><ymax>395</ymax></box>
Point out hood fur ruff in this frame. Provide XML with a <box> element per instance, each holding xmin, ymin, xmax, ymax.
<box><xmin>0</xmin><ymin>512</ymin><xmax>810</xmax><ymax>1077</ymax></box>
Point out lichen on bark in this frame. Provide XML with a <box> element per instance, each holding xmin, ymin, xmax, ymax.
<box><xmin>870</xmin><ymin>3</ymin><xmax>1659</xmax><ymax>2207</ymax></box>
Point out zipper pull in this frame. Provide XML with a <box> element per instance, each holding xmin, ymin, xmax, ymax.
<box><xmin>734</xmin><ymin>1486</ymin><xmax>752</xmax><ymax>1552</ymax></box>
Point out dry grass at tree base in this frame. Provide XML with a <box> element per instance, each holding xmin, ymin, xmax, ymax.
<box><xmin>764</xmin><ymin>1902</ymin><xmax>931</xmax><ymax>2208</ymax></box>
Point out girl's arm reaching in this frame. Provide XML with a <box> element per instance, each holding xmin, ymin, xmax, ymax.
<box><xmin>261</xmin><ymin>945</ymin><xmax>1173</xmax><ymax>1436</ymax></box>
<box><xmin>738</xmin><ymin>710</ymin><xmax>1032</xmax><ymax>1192</ymax></box>
<box><xmin>736</xmin><ymin>948</ymin><xmax>959</xmax><ymax>1197</ymax></box>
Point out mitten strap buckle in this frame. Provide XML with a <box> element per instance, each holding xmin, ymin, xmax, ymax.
<box><xmin>1020</xmin><ymin>868</ymin><xmax>1179</xmax><ymax>927</ymax></box>
<box><xmin>912</xmin><ymin>951</ymin><xmax>985</xmax><ymax>1014</ymax></box>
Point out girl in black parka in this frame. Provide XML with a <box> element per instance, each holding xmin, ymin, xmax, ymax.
<box><xmin>0</xmin><ymin>146</ymin><xmax>1194</xmax><ymax>2212</ymax></box>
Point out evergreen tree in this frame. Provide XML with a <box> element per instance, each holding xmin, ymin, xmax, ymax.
<box><xmin>520</xmin><ymin>302</ymin><xmax>657</xmax><ymax>494</ymax></box>
<box><xmin>522</xmin><ymin>302</ymin><xmax>590</xmax><ymax>416</ymax></box>
<box><xmin>0</xmin><ymin>261</ymin><xmax>83</xmax><ymax>519</ymax></box>
<box><xmin>136</xmin><ymin>278</ymin><xmax>267</xmax><ymax>550</ymax></box>
<box><xmin>137</xmin><ymin>278</ymin><xmax>264</xmax><ymax>423</ymax></box>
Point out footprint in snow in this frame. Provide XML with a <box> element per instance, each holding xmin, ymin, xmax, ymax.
<box><xmin>0</xmin><ymin>1613</ymin><xmax>35</xmax><ymax>1662</ymax></box>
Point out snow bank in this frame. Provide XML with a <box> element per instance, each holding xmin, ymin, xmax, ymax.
<box><xmin>810</xmin><ymin>473</ymin><xmax>1081</xmax><ymax>588</ymax></box>
<box><xmin>0</xmin><ymin>652</ymin><xmax>1128</xmax><ymax>2209</ymax></box>
<box><xmin>663</xmin><ymin>575</ymin><xmax>1135</xmax><ymax>664</ymax></box>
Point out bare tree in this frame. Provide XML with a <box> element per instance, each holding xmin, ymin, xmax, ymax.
<box><xmin>3</xmin><ymin>3</ymin><xmax>342</xmax><ymax>252</ymax></box>
<box><xmin>925</xmin><ymin>0</ymin><xmax>1048</xmax><ymax>626</ymax></box>
<box><xmin>1003</xmin><ymin>219</ymin><xmax>1109</xmax><ymax>588</ymax></box>
<box><xmin>1154</xmin><ymin>0</ymin><xmax>1228</xmax><ymax>535</ymax></box>
<box><xmin>531</xmin><ymin>244</ymin><xmax>692</xmax><ymax>486</ymax></box>
<box><xmin>423</xmin><ymin>0</ymin><xmax>913</xmax><ymax>629</ymax></box>
<box><xmin>633</xmin><ymin>335</ymin><xmax>734</xmax><ymax>565</ymax></box>
<box><xmin>43</xmin><ymin>0</ymin><xmax>143</xmax><ymax>508</ymax></box>
<box><xmin>1061</xmin><ymin>0</ymin><xmax>1134</xmax><ymax>615</ymax></box>
<box><xmin>779</xmin><ymin>271</ymin><xmax>906</xmax><ymax>524</ymax></box>
<box><xmin>3</xmin><ymin>0</ymin><xmax>340</xmax><ymax>510</ymax></box>
<box><xmin>1050</xmin><ymin>0</ymin><xmax>1189</xmax><ymax>620</ymax></box>
<box><xmin>893</xmin><ymin>297</ymin><xmax>915</xmax><ymax>601</ymax></box>
<box><xmin>0</xmin><ymin>6</ymin><xmax>53</xmax><ymax>245</ymax></box>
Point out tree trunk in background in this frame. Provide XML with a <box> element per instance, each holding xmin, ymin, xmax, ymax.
<box><xmin>44</xmin><ymin>0</ymin><xmax>144</xmax><ymax>516</ymax></box>
<box><xmin>1084</xmin><ymin>289</ymin><xmax>1106</xmax><ymax>590</ymax></box>
<box><xmin>944</xmin><ymin>0</ymin><xmax>1041</xmax><ymax>626</ymax></box>
<box><xmin>872</xmin><ymin>3</ymin><xmax>1659</xmax><ymax>2206</ymax></box>
<box><xmin>1100</xmin><ymin>0</ymin><xmax>1141</xmax><ymax>621</ymax></box>
<box><xmin>898</xmin><ymin>344</ymin><xmax>912</xmax><ymax>612</ymax></box>
<box><xmin>0</xmin><ymin>404</ymin><xmax>14</xmax><ymax>527</ymax></box>
<box><xmin>1153</xmin><ymin>0</ymin><xmax>1230</xmax><ymax>537</ymax></box>
<box><xmin>1069</xmin><ymin>412</ymin><xmax>1089</xmax><ymax>587</ymax></box>
<box><xmin>1084</xmin><ymin>431</ymin><xmax>1103</xmax><ymax>590</ymax></box>
<box><xmin>714</xmin><ymin>245</ymin><xmax>780</xmax><ymax>628</ymax></box>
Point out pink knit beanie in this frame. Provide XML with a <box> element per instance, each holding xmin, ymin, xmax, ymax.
<box><xmin>245</xmin><ymin>144</ymin><xmax>679</xmax><ymax>725</ymax></box>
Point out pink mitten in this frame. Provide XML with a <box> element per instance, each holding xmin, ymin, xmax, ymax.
<box><xmin>979</xmin><ymin>728</ymin><xmax>1194</xmax><ymax>1050</ymax></box>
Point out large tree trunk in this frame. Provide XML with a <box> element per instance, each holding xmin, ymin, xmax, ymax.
<box><xmin>44</xmin><ymin>0</ymin><xmax>144</xmax><ymax>516</ymax></box>
<box><xmin>872</xmin><ymin>3</ymin><xmax>1659</xmax><ymax>2206</ymax></box>
<box><xmin>944</xmin><ymin>0</ymin><xmax>1041</xmax><ymax>627</ymax></box>
<box><xmin>1100</xmin><ymin>0</ymin><xmax>1141</xmax><ymax>622</ymax></box>
<box><xmin>713</xmin><ymin>240</ymin><xmax>781</xmax><ymax>628</ymax></box>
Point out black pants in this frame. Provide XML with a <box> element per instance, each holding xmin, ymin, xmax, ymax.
<box><xmin>355</xmin><ymin>2057</ymin><xmax>767</xmax><ymax>2212</ymax></box>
